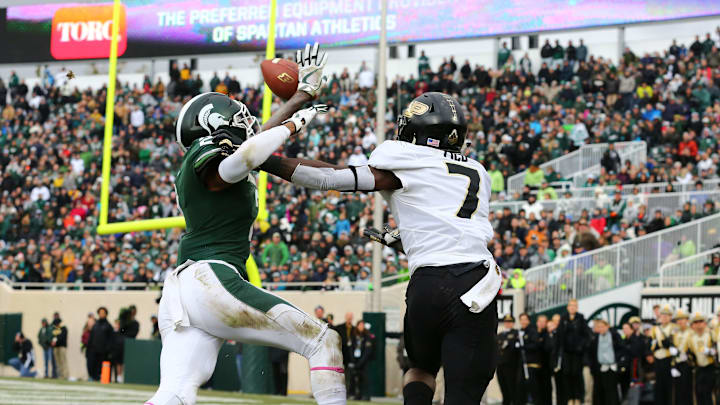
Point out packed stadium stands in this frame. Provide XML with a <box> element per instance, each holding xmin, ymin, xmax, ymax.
<box><xmin>1</xmin><ymin>29</ymin><xmax>720</xmax><ymax>293</ymax></box>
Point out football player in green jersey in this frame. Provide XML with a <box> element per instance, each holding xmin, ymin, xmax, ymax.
<box><xmin>146</xmin><ymin>43</ymin><xmax>346</xmax><ymax>405</ymax></box>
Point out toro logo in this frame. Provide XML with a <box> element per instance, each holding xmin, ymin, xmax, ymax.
<box><xmin>51</xmin><ymin>5</ymin><xmax>127</xmax><ymax>60</ymax></box>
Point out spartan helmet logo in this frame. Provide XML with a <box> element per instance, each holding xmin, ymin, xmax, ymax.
<box><xmin>198</xmin><ymin>104</ymin><xmax>229</xmax><ymax>134</ymax></box>
<box><xmin>448</xmin><ymin>129</ymin><xmax>459</xmax><ymax>145</ymax></box>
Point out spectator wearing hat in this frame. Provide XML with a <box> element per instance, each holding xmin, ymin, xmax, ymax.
<box><xmin>10</xmin><ymin>332</ymin><xmax>37</xmax><ymax>378</ymax></box>
<box><xmin>354</xmin><ymin>268</ymin><xmax>372</xmax><ymax>290</ymax></box>
<box><xmin>496</xmin><ymin>314</ymin><xmax>519</xmax><ymax>405</ymax></box>
<box><xmin>589</xmin><ymin>319</ymin><xmax>623</xmax><ymax>405</ymax></box>
<box><xmin>650</xmin><ymin>304</ymin><xmax>678</xmax><ymax>405</ymax></box>
<box><xmin>623</xmin><ymin>316</ymin><xmax>648</xmax><ymax>389</ymax></box>
<box><xmin>688</xmin><ymin>312</ymin><xmax>715</xmax><ymax>405</ymax></box>
<box><xmin>51</xmin><ymin>318</ymin><xmax>68</xmax><ymax>380</ymax></box>
<box><xmin>673</xmin><ymin>309</ymin><xmax>693</xmax><ymax>404</ymax></box>
<box><xmin>38</xmin><ymin>318</ymin><xmax>56</xmax><ymax>379</ymax></box>
<box><xmin>517</xmin><ymin>313</ymin><xmax>543</xmax><ymax>405</ymax></box>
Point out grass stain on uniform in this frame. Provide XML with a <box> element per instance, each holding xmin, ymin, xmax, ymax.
<box><xmin>195</xmin><ymin>268</ymin><xmax>215</xmax><ymax>289</ymax></box>
<box><xmin>219</xmin><ymin>307</ymin><xmax>273</xmax><ymax>329</ymax></box>
<box><xmin>296</xmin><ymin>319</ymin><xmax>322</xmax><ymax>339</ymax></box>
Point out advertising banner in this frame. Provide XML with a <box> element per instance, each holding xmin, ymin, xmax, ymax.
<box><xmin>640</xmin><ymin>289</ymin><xmax>720</xmax><ymax>321</ymax></box>
<box><xmin>2</xmin><ymin>0</ymin><xmax>719</xmax><ymax>62</ymax></box>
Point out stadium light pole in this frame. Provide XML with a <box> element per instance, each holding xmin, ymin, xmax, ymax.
<box><xmin>371</xmin><ymin>0</ymin><xmax>388</xmax><ymax>312</ymax></box>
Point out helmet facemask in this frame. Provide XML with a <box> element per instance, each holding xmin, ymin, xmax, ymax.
<box><xmin>230</xmin><ymin>101</ymin><xmax>260</xmax><ymax>139</ymax></box>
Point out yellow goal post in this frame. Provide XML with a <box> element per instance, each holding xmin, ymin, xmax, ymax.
<box><xmin>96</xmin><ymin>0</ymin><xmax>280</xmax><ymax>287</ymax></box>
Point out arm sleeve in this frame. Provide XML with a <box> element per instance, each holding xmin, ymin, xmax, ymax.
<box><xmin>290</xmin><ymin>164</ymin><xmax>376</xmax><ymax>191</ymax></box>
<box><xmin>218</xmin><ymin>125</ymin><xmax>291</xmax><ymax>183</ymax></box>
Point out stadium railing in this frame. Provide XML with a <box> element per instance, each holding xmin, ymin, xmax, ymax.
<box><xmin>648</xmin><ymin>247</ymin><xmax>720</xmax><ymax>288</ymax></box>
<box><xmin>506</xmin><ymin>141</ymin><xmax>647</xmax><ymax>194</ymax></box>
<box><xmin>568</xmin><ymin>141</ymin><xmax>648</xmax><ymax>188</ymax></box>
<box><xmin>489</xmin><ymin>190</ymin><xmax>720</xmax><ymax>218</ymax></box>
<box><xmin>523</xmin><ymin>212</ymin><xmax>720</xmax><ymax>313</ymax></box>
<box><xmin>529</xmin><ymin>178</ymin><xmax>720</xmax><ymax>199</ymax></box>
<box><xmin>0</xmin><ymin>273</ymin><xmax>409</xmax><ymax>291</ymax></box>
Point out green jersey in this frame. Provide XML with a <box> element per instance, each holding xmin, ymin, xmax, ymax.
<box><xmin>176</xmin><ymin>136</ymin><xmax>258</xmax><ymax>277</ymax></box>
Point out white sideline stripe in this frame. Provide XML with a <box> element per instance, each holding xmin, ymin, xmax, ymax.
<box><xmin>0</xmin><ymin>379</ymin><xmax>260</xmax><ymax>404</ymax></box>
<box><xmin>0</xmin><ymin>397</ymin><xmax>239</xmax><ymax>405</ymax></box>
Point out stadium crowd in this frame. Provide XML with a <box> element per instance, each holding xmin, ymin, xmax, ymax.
<box><xmin>1</xmin><ymin>31</ymin><xmax>720</xmax><ymax>289</ymax></box>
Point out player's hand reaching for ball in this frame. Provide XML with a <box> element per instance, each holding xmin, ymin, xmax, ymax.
<box><xmin>283</xmin><ymin>104</ymin><xmax>328</xmax><ymax>134</ymax></box>
<box><xmin>296</xmin><ymin>42</ymin><xmax>328</xmax><ymax>98</ymax></box>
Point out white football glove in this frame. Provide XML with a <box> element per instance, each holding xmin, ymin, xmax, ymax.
<box><xmin>669</xmin><ymin>347</ymin><xmax>679</xmax><ymax>356</ymax></box>
<box><xmin>283</xmin><ymin>104</ymin><xmax>328</xmax><ymax>134</ymax></box>
<box><xmin>671</xmin><ymin>368</ymin><xmax>681</xmax><ymax>378</ymax></box>
<box><xmin>296</xmin><ymin>42</ymin><xmax>328</xmax><ymax>98</ymax></box>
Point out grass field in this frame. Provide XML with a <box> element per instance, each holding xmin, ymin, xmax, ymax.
<box><xmin>0</xmin><ymin>377</ymin><xmax>396</xmax><ymax>405</ymax></box>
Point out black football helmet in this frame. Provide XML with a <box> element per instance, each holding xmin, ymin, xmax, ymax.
<box><xmin>396</xmin><ymin>92</ymin><xmax>467</xmax><ymax>152</ymax></box>
<box><xmin>175</xmin><ymin>92</ymin><xmax>259</xmax><ymax>151</ymax></box>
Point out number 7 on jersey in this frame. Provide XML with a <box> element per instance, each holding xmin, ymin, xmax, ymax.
<box><xmin>445</xmin><ymin>163</ymin><xmax>480</xmax><ymax>219</ymax></box>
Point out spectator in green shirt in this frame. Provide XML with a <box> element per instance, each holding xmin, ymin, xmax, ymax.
<box><xmin>544</xmin><ymin>166</ymin><xmax>563</xmax><ymax>184</ymax></box>
<box><xmin>38</xmin><ymin>318</ymin><xmax>56</xmax><ymax>378</ymax></box>
<box><xmin>586</xmin><ymin>257</ymin><xmax>614</xmax><ymax>290</ymax></box>
<box><xmin>524</xmin><ymin>165</ymin><xmax>546</xmax><ymax>188</ymax></box>
<box><xmin>506</xmin><ymin>269</ymin><xmax>526</xmax><ymax>290</ymax></box>
<box><xmin>488</xmin><ymin>162</ymin><xmax>505</xmax><ymax>193</ymax></box>
<box><xmin>417</xmin><ymin>50</ymin><xmax>430</xmax><ymax>76</ymax></box>
<box><xmin>672</xmin><ymin>235</ymin><xmax>697</xmax><ymax>259</ymax></box>
<box><xmin>261</xmin><ymin>233</ymin><xmax>290</xmax><ymax>267</ymax></box>
<box><xmin>538</xmin><ymin>182</ymin><xmax>558</xmax><ymax>200</ymax></box>
<box><xmin>552</xmin><ymin>40</ymin><xmax>564</xmax><ymax>68</ymax></box>
<box><xmin>702</xmin><ymin>33</ymin><xmax>715</xmax><ymax>55</ymax></box>
<box><xmin>498</xmin><ymin>42</ymin><xmax>511</xmax><ymax>69</ymax></box>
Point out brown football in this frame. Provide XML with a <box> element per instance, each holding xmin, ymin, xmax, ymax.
<box><xmin>261</xmin><ymin>58</ymin><xmax>299</xmax><ymax>101</ymax></box>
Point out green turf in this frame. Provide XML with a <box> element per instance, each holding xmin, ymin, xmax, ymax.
<box><xmin>0</xmin><ymin>376</ymin><xmax>396</xmax><ymax>404</ymax></box>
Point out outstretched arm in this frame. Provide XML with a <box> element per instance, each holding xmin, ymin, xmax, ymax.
<box><xmin>259</xmin><ymin>155</ymin><xmax>403</xmax><ymax>192</ymax></box>
<box><xmin>202</xmin><ymin>42</ymin><xmax>329</xmax><ymax>191</ymax></box>
<box><xmin>260</xmin><ymin>91</ymin><xmax>311</xmax><ymax>131</ymax></box>
<box><xmin>203</xmin><ymin>106</ymin><xmax>323</xmax><ymax>191</ymax></box>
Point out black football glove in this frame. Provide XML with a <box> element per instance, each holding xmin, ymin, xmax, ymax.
<box><xmin>363</xmin><ymin>224</ymin><xmax>401</xmax><ymax>249</ymax></box>
<box><xmin>211</xmin><ymin>126</ymin><xmax>246</xmax><ymax>156</ymax></box>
